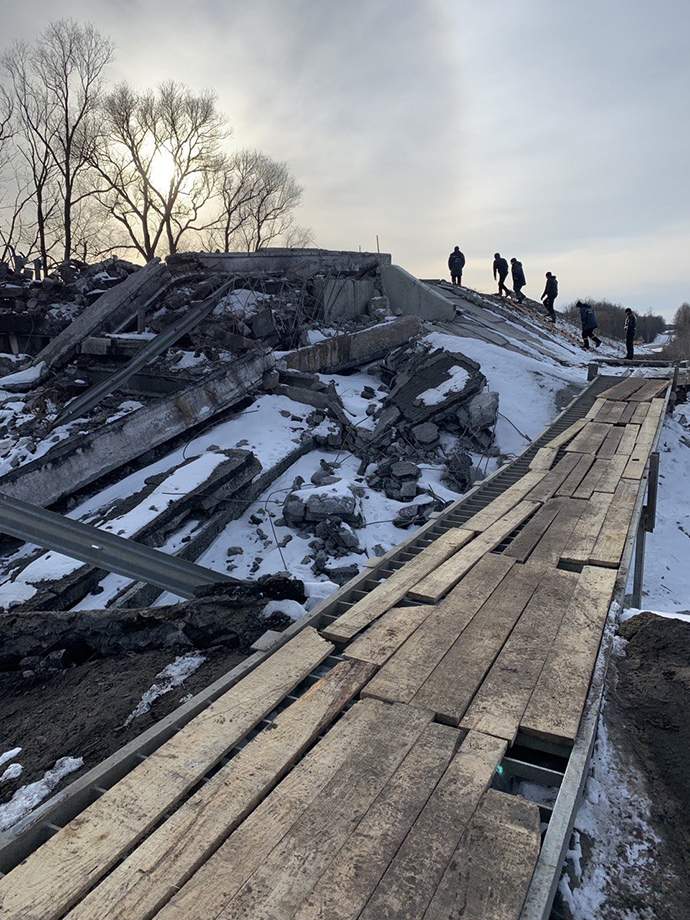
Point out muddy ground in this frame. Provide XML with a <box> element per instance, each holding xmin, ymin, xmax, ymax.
<box><xmin>556</xmin><ymin>612</ymin><xmax>690</xmax><ymax>920</ymax></box>
<box><xmin>0</xmin><ymin>598</ymin><xmax>294</xmax><ymax>818</ymax></box>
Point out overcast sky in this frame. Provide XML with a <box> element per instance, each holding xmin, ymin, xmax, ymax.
<box><xmin>4</xmin><ymin>0</ymin><xmax>689</xmax><ymax>318</ymax></box>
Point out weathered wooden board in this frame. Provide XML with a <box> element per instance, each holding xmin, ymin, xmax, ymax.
<box><xmin>596</xmin><ymin>400</ymin><xmax>627</xmax><ymax>425</ymax></box>
<box><xmin>528</xmin><ymin>500</ymin><xmax>588</xmax><ymax>566</ymax></box>
<box><xmin>362</xmin><ymin>555</ymin><xmax>515</xmax><ymax>706</ymax></box>
<box><xmin>460</xmin><ymin>567</ymin><xmax>580</xmax><ymax>742</ymax></box>
<box><xmin>616</xmin><ymin>402</ymin><xmax>638</xmax><ymax>425</ymax></box>
<box><xmin>423</xmin><ymin>789</ymin><xmax>541</xmax><ymax>920</ymax></box>
<box><xmin>559</xmin><ymin>491</ymin><xmax>614</xmax><ymax>566</ymax></box>
<box><xmin>358</xmin><ymin>732</ymin><xmax>508</xmax><ymax>920</ymax></box>
<box><xmin>631</xmin><ymin>401</ymin><xmax>650</xmax><ymax>423</ymax></box>
<box><xmin>322</xmin><ymin>528</ymin><xmax>476</xmax><ymax>644</ymax></box>
<box><xmin>543</xmin><ymin>417</ymin><xmax>587</xmax><ymax>450</ymax></box>
<box><xmin>65</xmin><ymin>658</ymin><xmax>376</xmax><ymax>920</ymax></box>
<box><xmin>585</xmin><ymin>398</ymin><xmax>608</xmax><ymax>421</ymax></box>
<box><xmin>599</xmin><ymin>377</ymin><xmax>648</xmax><ymax>401</ymax></box>
<box><xmin>621</xmin><ymin>405</ymin><xmax>664</xmax><ymax>479</ymax></box>
<box><xmin>457</xmin><ymin>470</ymin><xmax>546</xmax><ymax>532</ymax></box>
<box><xmin>627</xmin><ymin>379</ymin><xmax>670</xmax><ymax>401</ymax></box>
<box><xmin>408</xmin><ymin>501</ymin><xmax>539</xmax><ymax>604</ymax></box>
<box><xmin>178</xmin><ymin>703</ymin><xmax>434</xmax><ymax>920</ymax></box>
<box><xmin>0</xmin><ymin>626</ymin><xmax>333</xmax><ymax>920</ymax></box>
<box><xmin>615</xmin><ymin>423</ymin><xmax>640</xmax><ymax>457</ymax></box>
<box><xmin>156</xmin><ymin>700</ymin><xmax>432</xmax><ymax>920</ymax></box>
<box><xmin>596</xmin><ymin>426</ymin><xmax>625</xmax><ymax>459</ymax></box>
<box><xmin>571</xmin><ymin>455</ymin><xmax>628</xmax><ymax>500</ymax></box>
<box><xmin>555</xmin><ymin>453</ymin><xmax>596</xmax><ymax>497</ymax></box>
<box><xmin>292</xmin><ymin>723</ymin><xmax>461</xmax><ymax>920</ymax></box>
<box><xmin>525</xmin><ymin>452</ymin><xmax>582</xmax><ymax>503</ymax></box>
<box><xmin>564</xmin><ymin>422</ymin><xmax>612</xmax><ymax>455</ymax></box>
<box><xmin>521</xmin><ymin>566</ymin><xmax>617</xmax><ymax>745</ymax></box>
<box><xmin>343</xmin><ymin>605</ymin><xmax>436</xmax><ymax>666</ymax></box>
<box><xmin>503</xmin><ymin>501</ymin><xmax>563</xmax><ymax>562</ymax></box>
<box><xmin>588</xmin><ymin>479</ymin><xmax>640</xmax><ymax>566</ymax></box>
<box><xmin>410</xmin><ymin>562</ymin><xmax>545</xmax><ymax>726</ymax></box>
<box><xmin>529</xmin><ymin>446</ymin><xmax>559</xmax><ymax>471</ymax></box>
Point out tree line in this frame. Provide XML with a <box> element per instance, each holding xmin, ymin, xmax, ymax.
<box><xmin>561</xmin><ymin>299</ymin><xmax>666</xmax><ymax>344</ymax></box>
<box><xmin>661</xmin><ymin>303</ymin><xmax>690</xmax><ymax>361</ymax></box>
<box><xmin>0</xmin><ymin>19</ymin><xmax>312</xmax><ymax>269</ymax></box>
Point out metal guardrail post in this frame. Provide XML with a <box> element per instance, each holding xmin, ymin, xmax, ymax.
<box><xmin>631</xmin><ymin>510</ymin><xmax>647</xmax><ymax>608</ymax></box>
<box><xmin>646</xmin><ymin>451</ymin><xmax>659</xmax><ymax>532</ymax></box>
<box><xmin>587</xmin><ymin>362</ymin><xmax>598</xmax><ymax>381</ymax></box>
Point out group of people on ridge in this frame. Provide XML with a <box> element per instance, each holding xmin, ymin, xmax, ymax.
<box><xmin>447</xmin><ymin>247</ymin><xmax>638</xmax><ymax>358</ymax></box>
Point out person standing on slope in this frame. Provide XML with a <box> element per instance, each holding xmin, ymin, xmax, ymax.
<box><xmin>577</xmin><ymin>301</ymin><xmax>602</xmax><ymax>349</ymax></box>
<box><xmin>493</xmin><ymin>253</ymin><xmax>510</xmax><ymax>297</ymax></box>
<box><xmin>541</xmin><ymin>271</ymin><xmax>558</xmax><ymax>322</ymax></box>
<box><xmin>448</xmin><ymin>246</ymin><xmax>466</xmax><ymax>286</ymax></box>
<box><xmin>510</xmin><ymin>258</ymin><xmax>526</xmax><ymax>303</ymax></box>
<box><xmin>624</xmin><ymin>308</ymin><xmax>637</xmax><ymax>360</ymax></box>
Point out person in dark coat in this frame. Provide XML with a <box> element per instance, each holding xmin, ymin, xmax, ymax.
<box><xmin>510</xmin><ymin>258</ymin><xmax>526</xmax><ymax>303</ymax></box>
<box><xmin>493</xmin><ymin>252</ymin><xmax>510</xmax><ymax>297</ymax></box>
<box><xmin>577</xmin><ymin>301</ymin><xmax>602</xmax><ymax>349</ymax></box>
<box><xmin>624</xmin><ymin>308</ymin><xmax>637</xmax><ymax>359</ymax></box>
<box><xmin>448</xmin><ymin>247</ymin><xmax>465</xmax><ymax>285</ymax></box>
<box><xmin>541</xmin><ymin>272</ymin><xmax>558</xmax><ymax>322</ymax></box>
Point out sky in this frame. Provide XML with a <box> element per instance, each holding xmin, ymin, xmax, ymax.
<box><xmin>2</xmin><ymin>0</ymin><xmax>689</xmax><ymax>319</ymax></box>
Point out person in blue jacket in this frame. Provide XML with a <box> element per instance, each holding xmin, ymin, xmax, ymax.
<box><xmin>577</xmin><ymin>301</ymin><xmax>602</xmax><ymax>350</ymax></box>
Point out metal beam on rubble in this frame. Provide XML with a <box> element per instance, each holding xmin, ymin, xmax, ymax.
<box><xmin>0</xmin><ymin>492</ymin><xmax>235</xmax><ymax>599</ymax></box>
<box><xmin>55</xmin><ymin>278</ymin><xmax>238</xmax><ymax>427</ymax></box>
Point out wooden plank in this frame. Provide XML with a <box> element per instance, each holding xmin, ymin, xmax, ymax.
<box><xmin>292</xmin><ymin>723</ymin><xmax>461</xmax><ymax>920</ymax></box>
<box><xmin>627</xmin><ymin>378</ymin><xmax>670</xmax><ymax>401</ymax></box>
<box><xmin>525</xmin><ymin>452</ymin><xmax>582</xmax><ymax>502</ymax></box>
<box><xmin>560</xmin><ymin>491</ymin><xmax>614</xmax><ymax>566</ymax></box>
<box><xmin>362</xmin><ymin>555</ymin><xmax>515</xmax><ymax>706</ymax></box>
<box><xmin>456</xmin><ymin>470</ymin><xmax>546</xmax><ymax>532</ymax></box>
<box><xmin>321</xmin><ymin>528</ymin><xmax>476</xmax><ymax>643</ymax></box>
<box><xmin>0</xmin><ymin>626</ymin><xmax>333</xmax><ymax>920</ymax></box>
<box><xmin>631</xmin><ymin>402</ymin><xmax>650</xmax><ymax>423</ymax></box>
<box><xmin>542</xmin><ymin>416</ymin><xmax>587</xmax><ymax>449</ymax></box>
<box><xmin>616</xmin><ymin>401</ymin><xmax>638</xmax><ymax>425</ymax></box>
<box><xmin>503</xmin><ymin>501</ymin><xmax>563</xmax><ymax>562</ymax></box>
<box><xmin>521</xmin><ymin>566</ymin><xmax>617</xmax><ymax>745</ymax></box>
<box><xmin>571</xmin><ymin>455</ymin><xmax>628</xmax><ymax>500</ymax></box>
<box><xmin>599</xmin><ymin>376</ymin><xmax>648</xmax><ymax>401</ymax></box>
<box><xmin>460</xmin><ymin>567</ymin><xmax>580</xmax><ymax>742</ymax></box>
<box><xmin>358</xmin><ymin>732</ymin><xmax>508</xmax><ymax>920</ymax></box>
<box><xmin>529</xmin><ymin>446</ymin><xmax>559</xmax><ymax>471</ymax></box>
<box><xmin>342</xmin><ymin>605</ymin><xmax>435</xmax><ymax>666</ymax></box>
<box><xmin>527</xmin><ymin>500</ymin><xmax>587</xmax><ymax>566</ymax></box>
<box><xmin>184</xmin><ymin>703</ymin><xmax>435</xmax><ymax>920</ymax></box>
<box><xmin>596</xmin><ymin>426</ymin><xmax>624</xmax><ymax>459</ymax></box>
<box><xmin>585</xmin><ymin>398</ymin><xmax>608</xmax><ymax>421</ymax></box>
<box><xmin>615</xmin><ymin>423</ymin><xmax>640</xmax><ymax>457</ymax></box>
<box><xmin>424</xmin><ymin>789</ymin><xmax>541</xmax><ymax>920</ymax></box>
<box><xmin>588</xmin><ymin>478</ymin><xmax>640</xmax><ymax>566</ymax></box>
<box><xmin>564</xmin><ymin>421</ymin><xmax>612</xmax><ymax>454</ymax></box>
<box><xmin>156</xmin><ymin>700</ymin><xmax>430</xmax><ymax>920</ymax></box>
<box><xmin>621</xmin><ymin>405</ymin><xmax>664</xmax><ymax>479</ymax></box>
<box><xmin>410</xmin><ymin>562</ymin><xmax>545</xmax><ymax>726</ymax></box>
<box><xmin>408</xmin><ymin>501</ymin><xmax>539</xmax><ymax>604</ymax></box>
<box><xmin>555</xmin><ymin>453</ymin><xmax>596</xmax><ymax>497</ymax></box>
<box><xmin>591</xmin><ymin>400</ymin><xmax>626</xmax><ymax>425</ymax></box>
<box><xmin>64</xmin><ymin>658</ymin><xmax>376</xmax><ymax>920</ymax></box>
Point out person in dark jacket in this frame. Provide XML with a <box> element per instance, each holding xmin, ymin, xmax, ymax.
<box><xmin>448</xmin><ymin>246</ymin><xmax>465</xmax><ymax>285</ymax></box>
<box><xmin>577</xmin><ymin>301</ymin><xmax>602</xmax><ymax>349</ymax></box>
<box><xmin>510</xmin><ymin>258</ymin><xmax>526</xmax><ymax>303</ymax></box>
<box><xmin>493</xmin><ymin>252</ymin><xmax>510</xmax><ymax>297</ymax></box>
<box><xmin>541</xmin><ymin>272</ymin><xmax>558</xmax><ymax>322</ymax></box>
<box><xmin>625</xmin><ymin>308</ymin><xmax>637</xmax><ymax>359</ymax></box>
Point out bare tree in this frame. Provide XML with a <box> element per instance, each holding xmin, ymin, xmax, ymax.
<box><xmin>209</xmin><ymin>149</ymin><xmax>310</xmax><ymax>252</ymax></box>
<box><xmin>93</xmin><ymin>82</ymin><xmax>228</xmax><ymax>260</ymax></box>
<box><xmin>2</xmin><ymin>20</ymin><xmax>114</xmax><ymax>263</ymax></box>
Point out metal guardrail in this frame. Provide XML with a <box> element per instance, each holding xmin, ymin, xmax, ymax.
<box><xmin>0</xmin><ymin>493</ymin><xmax>233</xmax><ymax>599</ymax></box>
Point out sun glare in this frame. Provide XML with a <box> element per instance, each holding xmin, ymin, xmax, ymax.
<box><xmin>149</xmin><ymin>148</ymin><xmax>177</xmax><ymax>190</ymax></box>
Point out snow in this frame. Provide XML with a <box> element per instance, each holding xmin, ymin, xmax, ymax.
<box><xmin>418</xmin><ymin>365</ymin><xmax>470</xmax><ymax>406</ymax></box>
<box><xmin>0</xmin><ymin>748</ymin><xmax>22</xmax><ymax>769</ymax></box>
<box><xmin>0</xmin><ymin>757</ymin><xmax>83</xmax><ymax>832</ymax></box>
<box><xmin>262</xmin><ymin>599</ymin><xmax>309</xmax><ymax>622</ymax></box>
<box><xmin>124</xmin><ymin>654</ymin><xmax>206</xmax><ymax>725</ymax></box>
<box><xmin>1</xmin><ymin>763</ymin><xmax>23</xmax><ymax>783</ymax></box>
<box><xmin>0</xmin><ymin>361</ymin><xmax>45</xmax><ymax>389</ymax></box>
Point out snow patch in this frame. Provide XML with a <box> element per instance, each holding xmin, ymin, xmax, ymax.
<box><xmin>125</xmin><ymin>654</ymin><xmax>206</xmax><ymax>725</ymax></box>
<box><xmin>0</xmin><ymin>757</ymin><xmax>83</xmax><ymax>832</ymax></box>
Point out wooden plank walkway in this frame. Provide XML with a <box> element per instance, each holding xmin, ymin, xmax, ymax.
<box><xmin>0</xmin><ymin>377</ymin><xmax>669</xmax><ymax>920</ymax></box>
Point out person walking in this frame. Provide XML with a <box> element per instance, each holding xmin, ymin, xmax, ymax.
<box><xmin>624</xmin><ymin>308</ymin><xmax>637</xmax><ymax>359</ymax></box>
<box><xmin>448</xmin><ymin>246</ymin><xmax>465</xmax><ymax>286</ymax></box>
<box><xmin>541</xmin><ymin>272</ymin><xmax>558</xmax><ymax>322</ymax></box>
<box><xmin>577</xmin><ymin>301</ymin><xmax>602</xmax><ymax>349</ymax></box>
<box><xmin>510</xmin><ymin>257</ymin><xmax>526</xmax><ymax>303</ymax></box>
<box><xmin>493</xmin><ymin>252</ymin><xmax>510</xmax><ymax>297</ymax></box>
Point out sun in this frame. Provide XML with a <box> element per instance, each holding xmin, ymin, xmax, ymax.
<box><xmin>148</xmin><ymin>148</ymin><xmax>177</xmax><ymax>190</ymax></box>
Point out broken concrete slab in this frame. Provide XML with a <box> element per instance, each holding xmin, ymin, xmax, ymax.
<box><xmin>380</xmin><ymin>265</ymin><xmax>456</xmax><ymax>322</ymax></box>
<box><xmin>314</xmin><ymin>276</ymin><xmax>376</xmax><ymax>324</ymax></box>
<box><xmin>283</xmin><ymin>315</ymin><xmax>422</xmax><ymax>375</ymax></box>
<box><xmin>167</xmin><ymin>248</ymin><xmax>391</xmax><ymax>281</ymax></box>
<box><xmin>0</xmin><ymin>351</ymin><xmax>274</xmax><ymax>508</ymax></box>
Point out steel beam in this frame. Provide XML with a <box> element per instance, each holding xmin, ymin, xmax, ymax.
<box><xmin>0</xmin><ymin>492</ymin><xmax>233</xmax><ymax>599</ymax></box>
